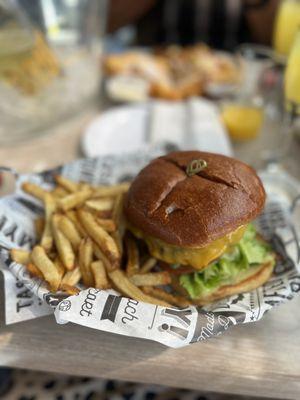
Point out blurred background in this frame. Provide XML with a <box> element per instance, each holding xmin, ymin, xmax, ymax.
<box><xmin>0</xmin><ymin>0</ymin><xmax>299</xmax><ymax>170</ymax></box>
<box><xmin>0</xmin><ymin>0</ymin><xmax>300</xmax><ymax>399</ymax></box>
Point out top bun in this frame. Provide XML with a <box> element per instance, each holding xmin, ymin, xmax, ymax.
<box><xmin>124</xmin><ymin>151</ymin><xmax>265</xmax><ymax>247</ymax></box>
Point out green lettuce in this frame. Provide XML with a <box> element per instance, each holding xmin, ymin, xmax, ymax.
<box><xmin>180</xmin><ymin>224</ymin><xmax>274</xmax><ymax>299</ymax></box>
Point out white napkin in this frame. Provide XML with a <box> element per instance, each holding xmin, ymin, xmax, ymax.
<box><xmin>149</xmin><ymin>98</ymin><xmax>233</xmax><ymax>156</ymax></box>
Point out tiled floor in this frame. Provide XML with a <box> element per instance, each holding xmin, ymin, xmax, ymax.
<box><xmin>0</xmin><ymin>368</ymin><xmax>283</xmax><ymax>400</ymax></box>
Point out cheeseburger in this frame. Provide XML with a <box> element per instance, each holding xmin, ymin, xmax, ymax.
<box><xmin>124</xmin><ymin>151</ymin><xmax>275</xmax><ymax>304</ymax></box>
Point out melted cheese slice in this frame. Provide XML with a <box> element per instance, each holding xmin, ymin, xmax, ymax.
<box><xmin>130</xmin><ymin>225</ymin><xmax>246</xmax><ymax>270</ymax></box>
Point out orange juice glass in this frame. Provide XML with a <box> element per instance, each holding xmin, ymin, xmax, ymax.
<box><xmin>221</xmin><ymin>104</ymin><xmax>264</xmax><ymax>141</ymax></box>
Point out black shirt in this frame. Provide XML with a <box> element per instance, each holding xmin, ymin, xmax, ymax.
<box><xmin>136</xmin><ymin>0</ymin><xmax>253</xmax><ymax>51</ymax></box>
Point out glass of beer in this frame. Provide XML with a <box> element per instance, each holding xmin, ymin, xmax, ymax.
<box><xmin>284</xmin><ymin>29</ymin><xmax>300</xmax><ymax>116</ymax></box>
<box><xmin>273</xmin><ymin>0</ymin><xmax>300</xmax><ymax>57</ymax></box>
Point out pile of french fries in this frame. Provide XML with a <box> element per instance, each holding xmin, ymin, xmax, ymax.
<box><xmin>10</xmin><ymin>176</ymin><xmax>190</xmax><ymax>308</ymax></box>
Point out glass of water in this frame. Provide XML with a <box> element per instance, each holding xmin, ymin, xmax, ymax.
<box><xmin>0</xmin><ymin>0</ymin><xmax>107</xmax><ymax>144</ymax></box>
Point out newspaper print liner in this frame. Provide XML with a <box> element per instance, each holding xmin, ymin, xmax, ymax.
<box><xmin>0</xmin><ymin>151</ymin><xmax>300</xmax><ymax>348</ymax></box>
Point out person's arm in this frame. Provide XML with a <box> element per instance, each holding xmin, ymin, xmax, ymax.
<box><xmin>107</xmin><ymin>0</ymin><xmax>157</xmax><ymax>33</ymax></box>
<box><xmin>244</xmin><ymin>0</ymin><xmax>280</xmax><ymax>44</ymax></box>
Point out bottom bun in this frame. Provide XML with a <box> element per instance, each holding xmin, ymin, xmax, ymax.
<box><xmin>191</xmin><ymin>261</ymin><xmax>274</xmax><ymax>306</ymax></box>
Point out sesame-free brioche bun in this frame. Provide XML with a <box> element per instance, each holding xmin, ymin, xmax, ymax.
<box><xmin>124</xmin><ymin>151</ymin><xmax>266</xmax><ymax>248</ymax></box>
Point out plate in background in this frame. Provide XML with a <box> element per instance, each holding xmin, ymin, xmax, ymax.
<box><xmin>81</xmin><ymin>99</ymin><xmax>233</xmax><ymax>158</ymax></box>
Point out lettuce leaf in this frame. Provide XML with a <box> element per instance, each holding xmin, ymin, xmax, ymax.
<box><xmin>180</xmin><ymin>224</ymin><xmax>274</xmax><ymax>299</ymax></box>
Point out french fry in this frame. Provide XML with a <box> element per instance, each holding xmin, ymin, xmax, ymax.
<box><xmin>92</xmin><ymin>243</ymin><xmax>113</xmax><ymax>272</ymax></box>
<box><xmin>51</xmin><ymin>186</ymin><xmax>68</xmax><ymax>198</ymax></box>
<box><xmin>79</xmin><ymin>182</ymin><xmax>91</xmax><ymax>192</ymax></box>
<box><xmin>26</xmin><ymin>263</ymin><xmax>44</xmax><ymax>279</ymax></box>
<box><xmin>59</xmin><ymin>283</ymin><xmax>80</xmax><ymax>295</ymax></box>
<box><xmin>55</xmin><ymin>175</ymin><xmax>78</xmax><ymax>193</ymax></box>
<box><xmin>58</xmin><ymin>214</ymin><xmax>82</xmax><ymax>249</ymax></box>
<box><xmin>34</xmin><ymin>217</ymin><xmax>45</xmax><ymax>240</ymax></box>
<box><xmin>112</xmin><ymin>194</ymin><xmax>124</xmax><ymax>225</ymax></box>
<box><xmin>57</xmin><ymin>189</ymin><xmax>92</xmax><ymax>211</ymax></box>
<box><xmin>21</xmin><ymin>182</ymin><xmax>48</xmax><ymax>201</ymax></box>
<box><xmin>85</xmin><ymin>198</ymin><xmax>114</xmax><ymax>212</ymax></box>
<box><xmin>91</xmin><ymin>260</ymin><xmax>110</xmax><ymax>289</ymax></box>
<box><xmin>52</xmin><ymin>215</ymin><xmax>75</xmax><ymax>270</ymax></box>
<box><xmin>140</xmin><ymin>257</ymin><xmax>157</xmax><ymax>273</ymax></box>
<box><xmin>54</xmin><ymin>257</ymin><xmax>65</xmax><ymax>279</ymax></box>
<box><xmin>130</xmin><ymin>272</ymin><xmax>171</xmax><ymax>287</ymax></box>
<box><xmin>112</xmin><ymin>194</ymin><xmax>125</xmax><ymax>256</ymax></box>
<box><xmin>109</xmin><ymin>269</ymin><xmax>171</xmax><ymax>307</ymax></box>
<box><xmin>31</xmin><ymin>246</ymin><xmax>61</xmax><ymax>290</ymax></box>
<box><xmin>92</xmin><ymin>182</ymin><xmax>130</xmax><ymax>198</ymax></box>
<box><xmin>96</xmin><ymin>210</ymin><xmax>112</xmax><ymax>219</ymax></box>
<box><xmin>125</xmin><ymin>236</ymin><xmax>139</xmax><ymax>277</ymax></box>
<box><xmin>40</xmin><ymin>193</ymin><xmax>56</xmax><ymax>251</ymax></box>
<box><xmin>61</xmin><ymin>266</ymin><xmax>81</xmax><ymax>286</ymax></box>
<box><xmin>65</xmin><ymin>211</ymin><xmax>87</xmax><ymax>237</ymax></box>
<box><xmin>79</xmin><ymin>237</ymin><xmax>94</xmax><ymax>287</ymax></box>
<box><xmin>10</xmin><ymin>248</ymin><xmax>31</xmax><ymax>264</ymax></box>
<box><xmin>96</xmin><ymin>218</ymin><xmax>116</xmax><ymax>233</ymax></box>
<box><xmin>83</xmin><ymin>206</ymin><xmax>113</xmax><ymax>220</ymax></box>
<box><xmin>142</xmin><ymin>286</ymin><xmax>190</xmax><ymax>308</ymax></box>
<box><xmin>111</xmin><ymin>231</ymin><xmax>123</xmax><ymax>255</ymax></box>
<box><xmin>78</xmin><ymin>209</ymin><xmax>120</xmax><ymax>268</ymax></box>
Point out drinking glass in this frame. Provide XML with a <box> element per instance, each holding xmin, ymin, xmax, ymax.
<box><xmin>223</xmin><ymin>44</ymin><xmax>285</xmax><ymax>169</ymax></box>
<box><xmin>273</xmin><ymin>0</ymin><xmax>300</xmax><ymax>57</ymax></box>
<box><xmin>0</xmin><ymin>0</ymin><xmax>107</xmax><ymax>144</ymax></box>
<box><xmin>284</xmin><ymin>29</ymin><xmax>300</xmax><ymax>117</ymax></box>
